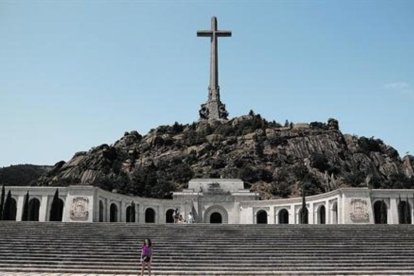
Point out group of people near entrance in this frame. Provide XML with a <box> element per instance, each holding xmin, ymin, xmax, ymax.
<box><xmin>172</xmin><ymin>208</ymin><xmax>194</xmax><ymax>224</ymax></box>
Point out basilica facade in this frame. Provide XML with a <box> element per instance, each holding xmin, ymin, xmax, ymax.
<box><xmin>1</xmin><ymin>178</ymin><xmax>413</xmax><ymax>225</ymax></box>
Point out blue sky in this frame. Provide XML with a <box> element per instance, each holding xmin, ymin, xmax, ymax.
<box><xmin>0</xmin><ymin>0</ymin><xmax>413</xmax><ymax>167</ymax></box>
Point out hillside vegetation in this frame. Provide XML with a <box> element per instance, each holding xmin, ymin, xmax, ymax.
<box><xmin>34</xmin><ymin>113</ymin><xmax>414</xmax><ymax>199</ymax></box>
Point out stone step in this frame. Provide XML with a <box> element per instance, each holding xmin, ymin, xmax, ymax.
<box><xmin>1</xmin><ymin>222</ymin><xmax>414</xmax><ymax>274</ymax></box>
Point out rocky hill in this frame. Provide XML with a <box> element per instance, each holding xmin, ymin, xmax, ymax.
<box><xmin>36</xmin><ymin>113</ymin><xmax>414</xmax><ymax>199</ymax></box>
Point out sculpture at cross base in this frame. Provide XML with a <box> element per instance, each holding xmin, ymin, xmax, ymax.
<box><xmin>197</xmin><ymin>16</ymin><xmax>231</xmax><ymax>121</ymax></box>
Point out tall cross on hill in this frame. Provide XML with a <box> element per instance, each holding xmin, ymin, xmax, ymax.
<box><xmin>197</xmin><ymin>17</ymin><xmax>231</xmax><ymax>121</ymax></box>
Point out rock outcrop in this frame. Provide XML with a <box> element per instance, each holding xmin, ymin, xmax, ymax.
<box><xmin>37</xmin><ymin>114</ymin><xmax>414</xmax><ymax>199</ymax></box>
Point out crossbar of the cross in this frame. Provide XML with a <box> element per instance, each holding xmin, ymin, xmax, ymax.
<box><xmin>197</xmin><ymin>31</ymin><xmax>232</xmax><ymax>37</ymax></box>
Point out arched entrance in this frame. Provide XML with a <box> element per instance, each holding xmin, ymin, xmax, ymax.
<box><xmin>299</xmin><ymin>207</ymin><xmax>308</xmax><ymax>224</ymax></box>
<box><xmin>28</xmin><ymin>198</ymin><xmax>40</xmax><ymax>221</ymax></box>
<box><xmin>3</xmin><ymin>196</ymin><xmax>17</xmax><ymax>221</ymax></box>
<box><xmin>204</xmin><ymin>205</ymin><xmax>228</xmax><ymax>224</ymax></box>
<box><xmin>373</xmin><ymin>200</ymin><xmax>387</xmax><ymax>224</ymax></box>
<box><xmin>166</xmin><ymin>209</ymin><xmax>175</xmax><ymax>223</ymax></box>
<box><xmin>210</xmin><ymin>212</ymin><xmax>222</xmax><ymax>223</ymax></box>
<box><xmin>278</xmin><ymin>209</ymin><xmax>289</xmax><ymax>224</ymax></box>
<box><xmin>110</xmin><ymin>203</ymin><xmax>118</xmax><ymax>222</ymax></box>
<box><xmin>257</xmin><ymin>210</ymin><xmax>268</xmax><ymax>224</ymax></box>
<box><xmin>318</xmin><ymin>205</ymin><xmax>326</xmax><ymax>224</ymax></box>
<box><xmin>145</xmin><ymin>208</ymin><xmax>155</xmax><ymax>223</ymax></box>
<box><xmin>126</xmin><ymin>205</ymin><xmax>136</xmax><ymax>223</ymax></box>
<box><xmin>398</xmin><ymin>200</ymin><xmax>412</xmax><ymax>224</ymax></box>
<box><xmin>99</xmin><ymin>201</ymin><xmax>104</xmax><ymax>222</ymax></box>
<box><xmin>49</xmin><ymin>198</ymin><xmax>64</xmax><ymax>221</ymax></box>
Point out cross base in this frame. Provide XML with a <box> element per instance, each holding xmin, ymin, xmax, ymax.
<box><xmin>199</xmin><ymin>100</ymin><xmax>228</xmax><ymax>121</ymax></box>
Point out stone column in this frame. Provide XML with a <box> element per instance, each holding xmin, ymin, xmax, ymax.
<box><xmin>105</xmin><ymin>198</ymin><xmax>109</xmax><ymax>222</ymax></box>
<box><xmin>39</xmin><ymin>195</ymin><xmax>49</xmax><ymax>222</ymax></box>
<box><xmin>15</xmin><ymin>195</ymin><xmax>25</xmax><ymax>222</ymax></box>
<box><xmin>121</xmin><ymin>201</ymin><xmax>127</xmax><ymax>222</ymax></box>
<box><xmin>268</xmin><ymin>206</ymin><xmax>275</xmax><ymax>224</ymax></box>
<box><xmin>309</xmin><ymin>203</ymin><xmax>314</xmax><ymax>224</ymax></box>
<box><xmin>390</xmin><ymin>197</ymin><xmax>398</xmax><ymax>224</ymax></box>
<box><xmin>293</xmin><ymin>204</ymin><xmax>299</xmax><ymax>224</ymax></box>
<box><xmin>135</xmin><ymin>204</ymin><xmax>139</xmax><ymax>223</ymax></box>
<box><xmin>340</xmin><ymin>195</ymin><xmax>346</xmax><ymax>224</ymax></box>
<box><xmin>325</xmin><ymin>200</ymin><xmax>330</xmax><ymax>224</ymax></box>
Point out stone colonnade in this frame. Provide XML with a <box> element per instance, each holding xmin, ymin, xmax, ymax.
<box><xmin>2</xmin><ymin>185</ymin><xmax>414</xmax><ymax>225</ymax></box>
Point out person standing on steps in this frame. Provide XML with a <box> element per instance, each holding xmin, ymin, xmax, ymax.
<box><xmin>187</xmin><ymin>212</ymin><xmax>194</xmax><ymax>224</ymax></box>
<box><xmin>140</xmin><ymin>238</ymin><xmax>152</xmax><ymax>276</ymax></box>
<box><xmin>174</xmin><ymin>208</ymin><xmax>180</xmax><ymax>223</ymax></box>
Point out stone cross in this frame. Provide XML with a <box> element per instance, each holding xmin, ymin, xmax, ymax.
<box><xmin>197</xmin><ymin>17</ymin><xmax>231</xmax><ymax>121</ymax></box>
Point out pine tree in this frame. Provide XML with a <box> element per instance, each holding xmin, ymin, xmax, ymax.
<box><xmin>3</xmin><ymin>190</ymin><xmax>13</xmax><ymax>220</ymax></box>
<box><xmin>50</xmin><ymin>189</ymin><xmax>61</xmax><ymax>221</ymax></box>
<box><xmin>0</xmin><ymin>185</ymin><xmax>5</xmax><ymax>220</ymax></box>
<box><xmin>22</xmin><ymin>191</ymin><xmax>29</xmax><ymax>221</ymax></box>
<box><xmin>301</xmin><ymin>183</ymin><xmax>308</xmax><ymax>224</ymax></box>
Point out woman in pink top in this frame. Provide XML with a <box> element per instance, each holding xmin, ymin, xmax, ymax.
<box><xmin>140</xmin><ymin>238</ymin><xmax>152</xmax><ymax>276</ymax></box>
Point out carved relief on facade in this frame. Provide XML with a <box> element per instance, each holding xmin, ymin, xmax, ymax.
<box><xmin>350</xmin><ymin>199</ymin><xmax>369</xmax><ymax>223</ymax></box>
<box><xmin>70</xmin><ymin>197</ymin><xmax>89</xmax><ymax>221</ymax></box>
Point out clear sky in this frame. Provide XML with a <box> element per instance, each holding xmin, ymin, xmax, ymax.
<box><xmin>0</xmin><ymin>0</ymin><xmax>413</xmax><ymax>167</ymax></box>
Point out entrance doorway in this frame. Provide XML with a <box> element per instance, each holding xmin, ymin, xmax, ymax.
<box><xmin>145</xmin><ymin>208</ymin><xmax>155</xmax><ymax>223</ymax></box>
<box><xmin>257</xmin><ymin>210</ymin><xmax>268</xmax><ymax>224</ymax></box>
<box><xmin>210</xmin><ymin>212</ymin><xmax>222</xmax><ymax>223</ymax></box>
<box><xmin>318</xmin><ymin>205</ymin><xmax>326</xmax><ymax>224</ymax></box>
<box><xmin>166</xmin><ymin>209</ymin><xmax>175</xmax><ymax>223</ymax></box>
<box><xmin>278</xmin><ymin>209</ymin><xmax>289</xmax><ymax>224</ymax></box>
<box><xmin>398</xmin><ymin>201</ymin><xmax>412</xmax><ymax>224</ymax></box>
<box><xmin>49</xmin><ymin>198</ymin><xmax>64</xmax><ymax>221</ymax></box>
<box><xmin>28</xmin><ymin>198</ymin><xmax>40</xmax><ymax>221</ymax></box>
<box><xmin>374</xmin><ymin>200</ymin><xmax>387</xmax><ymax>224</ymax></box>
<box><xmin>204</xmin><ymin>205</ymin><xmax>228</xmax><ymax>224</ymax></box>
<box><xmin>110</xmin><ymin>203</ymin><xmax>118</xmax><ymax>222</ymax></box>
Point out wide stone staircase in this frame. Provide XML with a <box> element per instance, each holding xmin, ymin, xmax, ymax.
<box><xmin>1</xmin><ymin>222</ymin><xmax>414</xmax><ymax>275</ymax></box>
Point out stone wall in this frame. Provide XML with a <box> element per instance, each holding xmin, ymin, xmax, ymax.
<box><xmin>3</xmin><ymin>180</ymin><xmax>414</xmax><ymax>225</ymax></box>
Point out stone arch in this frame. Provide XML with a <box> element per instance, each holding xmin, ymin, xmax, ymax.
<box><xmin>28</xmin><ymin>198</ymin><xmax>41</xmax><ymax>221</ymax></box>
<box><xmin>49</xmin><ymin>197</ymin><xmax>64</xmax><ymax>221</ymax></box>
<box><xmin>3</xmin><ymin>196</ymin><xmax>17</xmax><ymax>221</ymax></box>
<box><xmin>145</xmin><ymin>208</ymin><xmax>156</xmax><ymax>223</ymax></box>
<box><xmin>256</xmin><ymin>210</ymin><xmax>268</xmax><ymax>224</ymax></box>
<box><xmin>317</xmin><ymin>205</ymin><xmax>326</xmax><ymax>224</ymax></box>
<box><xmin>299</xmin><ymin>207</ymin><xmax>308</xmax><ymax>224</ymax></box>
<box><xmin>398</xmin><ymin>200</ymin><xmax>412</xmax><ymax>224</ymax></box>
<box><xmin>110</xmin><ymin>203</ymin><xmax>118</xmax><ymax>222</ymax></box>
<box><xmin>204</xmin><ymin>205</ymin><xmax>228</xmax><ymax>224</ymax></box>
<box><xmin>278</xmin><ymin>209</ymin><xmax>289</xmax><ymax>224</ymax></box>
<box><xmin>99</xmin><ymin>200</ymin><xmax>104</xmax><ymax>222</ymax></box>
<box><xmin>126</xmin><ymin>204</ymin><xmax>136</xmax><ymax>223</ymax></box>
<box><xmin>373</xmin><ymin>200</ymin><xmax>388</xmax><ymax>224</ymax></box>
<box><xmin>166</xmin><ymin>209</ymin><xmax>175</xmax><ymax>223</ymax></box>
